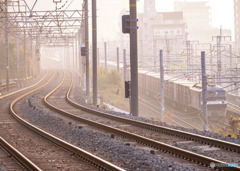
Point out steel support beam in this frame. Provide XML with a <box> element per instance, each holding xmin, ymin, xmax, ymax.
<box><xmin>129</xmin><ymin>0</ymin><xmax>138</xmax><ymax>116</ymax></box>
<box><xmin>92</xmin><ymin>0</ymin><xmax>97</xmax><ymax>105</ymax></box>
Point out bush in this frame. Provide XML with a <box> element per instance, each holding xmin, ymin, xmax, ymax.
<box><xmin>97</xmin><ymin>67</ymin><xmax>129</xmax><ymax>112</ymax></box>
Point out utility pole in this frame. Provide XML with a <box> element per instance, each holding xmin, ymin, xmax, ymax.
<box><xmin>85</xmin><ymin>0</ymin><xmax>89</xmax><ymax>96</ymax></box>
<box><xmin>153</xmin><ymin>39</ymin><xmax>157</xmax><ymax>71</ymax></box>
<box><xmin>30</xmin><ymin>30</ymin><xmax>33</xmax><ymax>77</ymax></box>
<box><xmin>160</xmin><ymin>50</ymin><xmax>165</xmax><ymax>122</ymax></box>
<box><xmin>164</xmin><ymin>32</ymin><xmax>170</xmax><ymax>73</ymax></box>
<box><xmin>104</xmin><ymin>42</ymin><xmax>107</xmax><ymax>70</ymax></box>
<box><xmin>184</xmin><ymin>40</ymin><xmax>199</xmax><ymax>80</ymax></box>
<box><xmin>201</xmin><ymin>51</ymin><xmax>208</xmax><ymax>131</ymax></box>
<box><xmin>117</xmin><ymin>47</ymin><xmax>119</xmax><ymax>72</ymax></box>
<box><xmin>129</xmin><ymin>0</ymin><xmax>138</xmax><ymax>116</ymax></box>
<box><xmin>75</xmin><ymin>38</ymin><xmax>78</xmax><ymax>71</ymax></box>
<box><xmin>229</xmin><ymin>44</ymin><xmax>232</xmax><ymax>69</ymax></box>
<box><xmin>210</xmin><ymin>44</ymin><xmax>213</xmax><ymax>76</ymax></box>
<box><xmin>212</xmin><ymin>27</ymin><xmax>231</xmax><ymax>85</ymax></box>
<box><xmin>92</xmin><ymin>0</ymin><xmax>98</xmax><ymax>105</ymax></box>
<box><xmin>4</xmin><ymin>0</ymin><xmax>9</xmax><ymax>92</ymax></box>
<box><xmin>24</xmin><ymin>30</ymin><xmax>27</xmax><ymax>82</ymax></box>
<box><xmin>97</xmin><ymin>48</ymin><xmax>100</xmax><ymax>67</ymax></box>
<box><xmin>16</xmin><ymin>32</ymin><xmax>20</xmax><ymax>87</ymax></box>
<box><xmin>123</xmin><ymin>49</ymin><xmax>127</xmax><ymax>81</ymax></box>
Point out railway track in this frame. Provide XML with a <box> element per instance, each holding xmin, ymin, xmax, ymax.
<box><xmin>139</xmin><ymin>97</ymin><xmax>203</xmax><ymax>131</ymax></box>
<box><xmin>0</xmin><ymin>136</ymin><xmax>41</xmax><ymax>171</ymax></box>
<box><xmin>0</xmin><ymin>82</ymin><xmax>17</xmax><ymax>93</ymax></box>
<box><xmin>1</xmin><ymin>70</ymin><xmax>123</xmax><ymax>171</ymax></box>
<box><xmin>226</xmin><ymin>102</ymin><xmax>240</xmax><ymax>132</ymax></box>
<box><xmin>43</xmin><ymin>71</ymin><xmax>240</xmax><ymax>170</ymax></box>
<box><xmin>228</xmin><ymin>102</ymin><xmax>240</xmax><ymax>116</ymax></box>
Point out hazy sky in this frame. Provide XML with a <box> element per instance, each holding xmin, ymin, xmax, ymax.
<box><xmin>155</xmin><ymin>0</ymin><xmax>234</xmax><ymax>30</ymax></box>
<box><xmin>25</xmin><ymin>0</ymin><xmax>234</xmax><ymax>40</ymax></box>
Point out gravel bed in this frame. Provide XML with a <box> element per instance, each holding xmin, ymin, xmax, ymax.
<box><xmin>0</xmin><ymin>162</ymin><xmax>8</xmax><ymax>171</ymax></box>
<box><xmin>73</xmin><ymin>82</ymin><xmax>240</xmax><ymax>145</ymax></box>
<box><xmin>20</xmin><ymin>95</ymin><xmax>196</xmax><ymax>171</ymax></box>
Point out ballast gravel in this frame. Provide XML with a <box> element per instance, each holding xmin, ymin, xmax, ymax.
<box><xmin>21</xmin><ymin>96</ymin><xmax>194</xmax><ymax>171</ymax></box>
<box><xmin>0</xmin><ymin>162</ymin><xmax>8</xmax><ymax>171</ymax></box>
<box><xmin>73</xmin><ymin>87</ymin><xmax>240</xmax><ymax>145</ymax></box>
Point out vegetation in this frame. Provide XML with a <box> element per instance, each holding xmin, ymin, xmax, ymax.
<box><xmin>94</xmin><ymin>67</ymin><xmax>129</xmax><ymax>112</ymax></box>
<box><xmin>0</xmin><ymin>21</ymin><xmax>32</xmax><ymax>81</ymax></box>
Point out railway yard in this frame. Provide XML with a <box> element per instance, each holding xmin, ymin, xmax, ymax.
<box><xmin>1</xmin><ymin>0</ymin><xmax>240</xmax><ymax>170</ymax></box>
<box><xmin>0</xmin><ymin>70</ymin><xmax>239</xmax><ymax>170</ymax></box>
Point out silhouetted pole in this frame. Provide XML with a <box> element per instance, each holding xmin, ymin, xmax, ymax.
<box><xmin>153</xmin><ymin>40</ymin><xmax>156</xmax><ymax>71</ymax></box>
<box><xmin>92</xmin><ymin>0</ymin><xmax>98</xmax><ymax>105</ymax></box>
<box><xmin>129</xmin><ymin>0</ymin><xmax>138</xmax><ymax>116</ymax></box>
<box><xmin>16</xmin><ymin>33</ymin><xmax>20</xmax><ymax>87</ymax></box>
<box><xmin>123</xmin><ymin>49</ymin><xmax>126</xmax><ymax>81</ymax></box>
<box><xmin>97</xmin><ymin>48</ymin><xmax>100</xmax><ymax>67</ymax></box>
<box><xmin>117</xmin><ymin>47</ymin><xmax>119</xmax><ymax>72</ymax></box>
<box><xmin>160</xmin><ymin>50</ymin><xmax>165</xmax><ymax>122</ymax></box>
<box><xmin>85</xmin><ymin>0</ymin><xmax>90</xmax><ymax>96</ymax></box>
<box><xmin>75</xmin><ymin>38</ymin><xmax>78</xmax><ymax>71</ymax></box>
<box><xmin>104</xmin><ymin>42</ymin><xmax>107</xmax><ymax>70</ymax></box>
<box><xmin>4</xmin><ymin>0</ymin><xmax>9</xmax><ymax>92</ymax></box>
<box><xmin>201</xmin><ymin>51</ymin><xmax>208</xmax><ymax>131</ymax></box>
<box><xmin>24</xmin><ymin>30</ymin><xmax>27</xmax><ymax>82</ymax></box>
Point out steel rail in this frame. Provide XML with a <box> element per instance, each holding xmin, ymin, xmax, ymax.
<box><xmin>0</xmin><ymin>137</ymin><xmax>42</xmax><ymax>171</ymax></box>
<box><xmin>66</xmin><ymin>74</ymin><xmax>240</xmax><ymax>154</ymax></box>
<box><xmin>139</xmin><ymin>97</ymin><xmax>202</xmax><ymax>131</ymax></box>
<box><xmin>0</xmin><ymin>71</ymin><xmax>48</xmax><ymax>100</ymax></box>
<box><xmin>44</xmin><ymin>72</ymin><xmax>240</xmax><ymax>170</ymax></box>
<box><xmin>11</xmin><ymin>72</ymin><xmax>124</xmax><ymax>171</ymax></box>
<box><xmin>228</xmin><ymin>102</ymin><xmax>240</xmax><ymax>115</ymax></box>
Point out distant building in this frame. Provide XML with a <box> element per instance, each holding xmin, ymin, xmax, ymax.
<box><xmin>138</xmin><ymin>0</ymin><xmax>186</xmax><ymax>59</ymax></box>
<box><xmin>234</xmin><ymin>0</ymin><xmax>240</xmax><ymax>55</ymax></box>
<box><xmin>139</xmin><ymin>0</ymin><xmax>186</xmax><ymax>41</ymax></box>
<box><xmin>174</xmin><ymin>1</ymin><xmax>231</xmax><ymax>43</ymax></box>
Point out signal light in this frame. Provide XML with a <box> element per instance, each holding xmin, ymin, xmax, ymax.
<box><xmin>122</xmin><ymin>15</ymin><xmax>130</xmax><ymax>34</ymax></box>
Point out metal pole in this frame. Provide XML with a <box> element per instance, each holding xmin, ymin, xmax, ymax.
<box><xmin>97</xmin><ymin>48</ymin><xmax>100</xmax><ymax>67</ymax></box>
<box><xmin>4</xmin><ymin>0</ymin><xmax>9</xmax><ymax>92</ymax></box>
<box><xmin>104</xmin><ymin>42</ymin><xmax>107</xmax><ymax>70</ymax></box>
<box><xmin>230</xmin><ymin>44</ymin><xmax>232</xmax><ymax>69</ymax></box>
<box><xmin>217</xmin><ymin>36</ymin><xmax>221</xmax><ymax>84</ymax></box>
<box><xmin>72</xmin><ymin>44</ymin><xmax>75</xmax><ymax>71</ymax></box>
<box><xmin>16</xmin><ymin>33</ymin><xmax>20</xmax><ymax>87</ymax></box>
<box><xmin>123</xmin><ymin>49</ymin><xmax>126</xmax><ymax>81</ymax></box>
<box><xmin>210</xmin><ymin>44</ymin><xmax>213</xmax><ymax>76</ymax></box>
<box><xmin>24</xmin><ymin>30</ymin><xmax>27</xmax><ymax>82</ymax></box>
<box><xmin>186</xmin><ymin>41</ymin><xmax>190</xmax><ymax>77</ymax></box>
<box><xmin>67</xmin><ymin>45</ymin><xmax>70</xmax><ymax>69</ymax></box>
<box><xmin>117</xmin><ymin>47</ymin><xmax>119</xmax><ymax>72</ymax></box>
<box><xmin>153</xmin><ymin>39</ymin><xmax>156</xmax><ymax>71</ymax></box>
<box><xmin>75</xmin><ymin>38</ymin><xmax>78</xmax><ymax>71</ymax></box>
<box><xmin>92</xmin><ymin>0</ymin><xmax>98</xmax><ymax>105</ymax></box>
<box><xmin>30</xmin><ymin>30</ymin><xmax>33</xmax><ymax>77</ymax></box>
<box><xmin>85</xmin><ymin>0</ymin><xmax>89</xmax><ymax>96</ymax></box>
<box><xmin>129</xmin><ymin>0</ymin><xmax>138</xmax><ymax>116</ymax></box>
<box><xmin>201</xmin><ymin>51</ymin><xmax>208</xmax><ymax>131</ymax></box>
<box><xmin>160</xmin><ymin>50</ymin><xmax>165</xmax><ymax>122</ymax></box>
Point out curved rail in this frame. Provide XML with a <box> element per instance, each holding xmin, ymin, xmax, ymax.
<box><xmin>44</xmin><ymin>72</ymin><xmax>240</xmax><ymax>170</ymax></box>
<box><xmin>14</xmin><ymin>72</ymin><xmax>125</xmax><ymax>171</ymax></box>
<box><xmin>66</xmin><ymin>74</ymin><xmax>240</xmax><ymax>154</ymax></box>
<box><xmin>0</xmin><ymin>72</ymin><xmax>48</xmax><ymax>100</ymax></box>
<box><xmin>0</xmin><ymin>137</ymin><xmax>42</xmax><ymax>171</ymax></box>
<box><xmin>228</xmin><ymin>102</ymin><xmax>240</xmax><ymax>116</ymax></box>
<box><xmin>139</xmin><ymin>97</ymin><xmax>202</xmax><ymax>131</ymax></box>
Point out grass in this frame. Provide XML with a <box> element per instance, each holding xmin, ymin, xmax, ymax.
<box><xmin>97</xmin><ymin>67</ymin><xmax>129</xmax><ymax>112</ymax></box>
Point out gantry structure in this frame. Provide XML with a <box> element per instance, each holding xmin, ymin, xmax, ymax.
<box><xmin>0</xmin><ymin>0</ymin><xmax>87</xmax><ymax>91</ymax></box>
